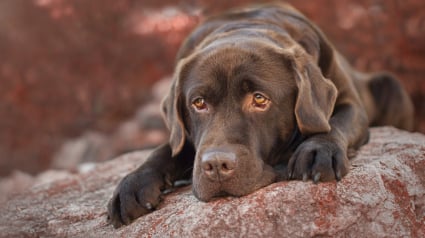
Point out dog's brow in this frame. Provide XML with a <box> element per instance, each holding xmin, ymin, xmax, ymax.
<box><xmin>186</xmin><ymin>84</ymin><xmax>224</xmax><ymax>105</ymax></box>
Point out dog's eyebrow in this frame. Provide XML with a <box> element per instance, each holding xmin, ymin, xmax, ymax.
<box><xmin>185</xmin><ymin>84</ymin><xmax>225</xmax><ymax>105</ymax></box>
<box><xmin>186</xmin><ymin>85</ymin><xmax>211</xmax><ymax>98</ymax></box>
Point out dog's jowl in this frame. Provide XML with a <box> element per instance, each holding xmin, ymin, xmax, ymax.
<box><xmin>107</xmin><ymin>3</ymin><xmax>414</xmax><ymax>228</ymax></box>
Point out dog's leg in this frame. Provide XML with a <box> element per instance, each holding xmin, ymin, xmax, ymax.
<box><xmin>107</xmin><ymin>143</ymin><xmax>194</xmax><ymax>228</ymax></box>
<box><xmin>288</xmin><ymin>103</ymin><xmax>369</xmax><ymax>182</ymax></box>
<box><xmin>336</xmin><ymin>53</ymin><xmax>414</xmax><ymax>131</ymax></box>
<box><xmin>366</xmin><ymin>72</ymin><xmax>414</xmax><ymax>130</ymax></box>
<box><xmin>288</xmin><ymin>55</ymin><xmax>371</xmax><ymax>182</ymax></box>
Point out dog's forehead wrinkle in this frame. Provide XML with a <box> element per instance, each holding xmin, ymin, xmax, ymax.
<box><xmin>205</xmin><ymin>51</ymin><xmax>288</xmax><ymax>92</ymax></box>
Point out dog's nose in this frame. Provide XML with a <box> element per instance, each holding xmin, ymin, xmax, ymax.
<box><xmin>201</xmin><ymin>151</ymin><xmax>236</xmax><ymax>181</ymax></box>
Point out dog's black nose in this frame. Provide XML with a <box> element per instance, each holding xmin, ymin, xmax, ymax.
<box><xmin>201</xmin><ymin>151</ymin><xmax>236</xmax><ymax>181</ymax></box>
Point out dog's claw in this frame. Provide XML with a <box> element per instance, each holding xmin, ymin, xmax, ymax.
<box><xmin>302</xmin><ymin>173</ymin><xmax>308</xmax><ymax>181</ymax></box>
<box><xmin>145</xmin><ymin>202</ymin><xmax>154</xmax><ymax>211</ymax></box>
<box><xmin>335</xmin><ymin>170</ymin><xmax>342</xmax><ymax>181</ymax></box>
<box><xmin>313</xmin><ymin>173</ymin><xmax>321</xmax><ymax>183</ymax></box>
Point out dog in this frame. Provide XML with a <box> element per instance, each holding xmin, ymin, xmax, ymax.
<box><xmin>107</xmin><ymin>3</ymin><xmax>414</xmax><ymax>228</ymax></box>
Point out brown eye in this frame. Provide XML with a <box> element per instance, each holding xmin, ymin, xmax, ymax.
<box><xmin>192</xmin><ymin>97</ymin><xmax>208</xmax><ymax>111</ymax></box>
<box><xmin>252</xmin><ymin>93</ymin><xmax>269</xmax><ymax>108</ymax></box>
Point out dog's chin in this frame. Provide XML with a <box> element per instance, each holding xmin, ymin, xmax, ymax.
<box><xmin>192</xmin><ymin>189</ymin><xmax>228</xmax><ymax>202</ymax></box>
<box><xmin>192</xmin><ymin>166</ymin><xmax>277</xmax><ymax>202</ymax></box>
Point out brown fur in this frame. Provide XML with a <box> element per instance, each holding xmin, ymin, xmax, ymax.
<box><xmin>107</xmin><ymin>3</ymin><xmax>414</xmax><ymax>228</ymax></box>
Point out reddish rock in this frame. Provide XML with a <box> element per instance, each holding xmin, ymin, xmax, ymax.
<box><xmin>0</xmin><ymin>127</ymin><xmax>424</xmax><ymax>237</ymax></box>
<box><xmin>50</xmin><ymin>77</ymin><xmax>172</xmax><ymax>170</ymax></box>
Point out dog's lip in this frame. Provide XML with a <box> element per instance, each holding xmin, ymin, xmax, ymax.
<box><xmin>210</xmin><ymin>191</ymin><xmax>232</xmax><ymax>200</ymax></box>
<box><xmin>192</xmin><ymin>178</ymin><xmax>240</xmax><ymax>202</ymax></box>
<box><xmin>192</xmin><ymin>166</ymin><xmax>278</xmax><ymax>202</ymax></box>
<box><xmin>193</xmin><ymin>187</ymin><xmax>239</xmax><ymax>202</ymax></box>
<box><xmin>192</xmin><ymin>145</ymin><xmax>278</xmax><ymax>201</ymax></box>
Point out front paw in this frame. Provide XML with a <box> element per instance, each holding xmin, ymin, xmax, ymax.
<box><xmin>107</xmin><ymin>170</ymin><xmax>164</xmax><ymax>228</ymax></box>
<box><xmin>288</xmin><ymin>137</ymin><xmax>349</xmax><ymax>182</ymax></box>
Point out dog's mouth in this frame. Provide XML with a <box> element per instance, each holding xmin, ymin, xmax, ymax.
<box><xmin>191</xmin><ymin>151</ymin><xmax>278</xmax><ymax>201</ymax></box>
<box><xmin>207</xmin><ymin>191</ymin><xmax>232</xmax><ymax>200</ymax></box>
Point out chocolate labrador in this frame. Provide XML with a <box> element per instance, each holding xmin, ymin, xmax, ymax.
<box><xmin>108</xmin><ymin>3</ymin><xmax>414</xmax><ymax>227</ymax></box>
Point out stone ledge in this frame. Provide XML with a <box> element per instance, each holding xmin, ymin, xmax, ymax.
<box><xmin>0</xmin><ymin>127</ymin><xmax>424</xmax><ymax>237</ymax></box>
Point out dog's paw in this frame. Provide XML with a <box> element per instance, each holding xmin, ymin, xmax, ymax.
<box><xmin>287</xmin><ymin>137</ymin><xmax>349</xmax><ymax>182</ymax></box>
<box><xmin>107</xmin><ymin>170</ymin><xmax>164</xmax><ymax>228</ymax></box>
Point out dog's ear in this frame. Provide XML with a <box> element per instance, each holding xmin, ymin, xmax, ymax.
<box><xmin>282</xmin><ymin>46</ymin><xmax>337</xmax><ymax>135</ymax></box>
<box><xmin>161</xmin><ymin>81</ymin><xmax>185</xmax><ymax>157</ymax></box>
<box><xmin>161</xmin><ymin>58</ymin><xmax>194</xmax><ymax>157</ymax></box>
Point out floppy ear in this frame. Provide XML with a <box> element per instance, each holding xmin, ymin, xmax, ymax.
<box><xmin>161</xmin><ymin>79</ymin><xmax>186</xmax><ymax>157</ymax></box>
<box><xmin>161</xmin><ymin>56</ymin><xmax>196</xmax><ymax>157</ymax></box>
<box><xmin>283</xmin><ymin>46</ymin><xmax>337</xmax><ymax>135</ymax></box>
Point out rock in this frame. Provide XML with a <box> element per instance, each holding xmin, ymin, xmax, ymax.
<box><xmin>50</xmin><ymin>77</ymin><xmax>172</xmax><ymax>170</ymax></box>
<box><xmin>0</xmin><ymin>169</ymin><xmax>74</xmax><ymax>206</ymax></box>
<box><xmin>0</xmin><ymin>171</ymin><xmax>34</xmax><ymax>204</ymax></box>
<box><xmin>51</xmin><ymin>131</ymin><xmax>109</xmax><ymax>170</ymax></box>
<box><xmin>0</xmin><ymin>127</ymin><xmax>424</xmax><ymax>237</ymax></box>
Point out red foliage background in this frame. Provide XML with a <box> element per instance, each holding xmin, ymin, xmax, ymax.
<box><xmin>0</xmin><ymin>0</ymin><xmax>424</xmax><ymax>176</ymax></box>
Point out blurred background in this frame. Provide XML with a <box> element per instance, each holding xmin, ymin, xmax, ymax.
<box><xmin>0</xmin><ymin>0</ymin><xmax>424</xmax><ymax>179</ymax></box>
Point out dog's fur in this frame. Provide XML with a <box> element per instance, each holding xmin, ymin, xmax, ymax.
<box><xmin>107</xmin><ymin>3</ymin><xmax>414</xmax><ymax>228</ymax></box>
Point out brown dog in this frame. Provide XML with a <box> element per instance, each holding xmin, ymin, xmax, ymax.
<box><xmin>107</xmin><ymin>3</ymin><xmax>414</xmax><ymax>227</ymax></box>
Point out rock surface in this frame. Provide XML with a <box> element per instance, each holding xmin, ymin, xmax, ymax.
<box><xmin>50</xmin><ymin>77</ymin><xmax>172</xmax><ymax>171</ymax></box>
<box><xmin>0</xmin><ymin>127</ymin><xmax>424</xmax><ymax>237</ymax></box>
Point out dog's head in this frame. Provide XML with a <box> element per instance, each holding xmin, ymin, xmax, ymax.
<box><xmin>162</xmin><ymin>36</ymin><xmax>337</xmax><ymax>201</ymax></box>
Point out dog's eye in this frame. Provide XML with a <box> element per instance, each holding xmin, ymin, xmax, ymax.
<box><xmin>192</xmin><ymin>97</ymin><xmax>208</xmax><ymax>111</ymax></box>
<box><xmin>252</xmin><ymin>93</ymin><xmax>270</xmax><ymax>108</ymax></box>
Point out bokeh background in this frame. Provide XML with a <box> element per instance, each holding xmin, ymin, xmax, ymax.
<box><xmin>1</xmin><ymin>0</ymin><xmax>424</xmax><ymax>178</ymax></box>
